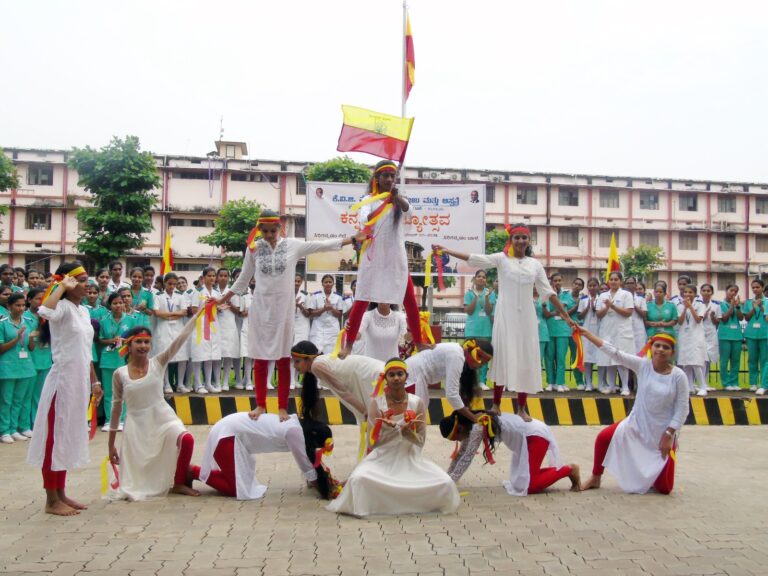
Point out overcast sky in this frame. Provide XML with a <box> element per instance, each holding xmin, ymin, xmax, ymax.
<box><xmin>2</xmin><ymin>1</ymin><xmax>767</xmax><ymax>182</ymax></box>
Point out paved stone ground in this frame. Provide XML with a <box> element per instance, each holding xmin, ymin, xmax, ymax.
<box><xmin>1</xmin><ymin>426</ymin><xmax>767</xmax><ymax>576</ymax></box>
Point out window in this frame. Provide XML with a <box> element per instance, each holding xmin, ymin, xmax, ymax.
<box><xmin>639</xmin><ymin>191</ymin><xmax>659</xmax><ymax>210</ymax></box>
<box><xmin>718</xmin><ymin>234</ymin><xmax>736</xmax><ymax>252</ymax></box>
<box><xmin>293</xmin><ymin>216</ymin><xmax>306</xmax><ymax>238</ymax></box>
<box><xmin>718</xmin><ymin>273</ymin><xmax>736</xmax><ymax>291</ymax></box>
<box><xmin>25</xmin><ymin>255</ymin><xmax>51</xmax><ymax>275</ymax></box>
<box><xmin>558</xmin><ymin>187</ymin><xmax>579</xmax><ymax>207</ymax></box>
<box><xmin>225</xmin><ymin>145</ymin><xmax>236</xmax><ymax>158</ymax></box>
<box><xmin>682</xmin><ymin>272</ymin><xmax>698</xmax><ymax>286</ymax></box>
<box><xmin>718</xmin><ymin>196</ymin><xmax>736</xmax><ymax>213</ymax></box>
<box><xmin>679</xmin><ymin>232</ymin><xmax>698</xmax><ymax>250</ymax></box>
<box><xmin>173</xmin><ymin>263</ymin><xmax>208</xmax><ymax>272</ymax></box>
<box><xmin>25</xmin><ymin>209</ymin><xmax>51</xmax><ymax>230</ymax></box>
<box><xmin>296</xmin><ymin>177</ymin><xmax>306</xmax><ymax>196</ymax></box>
<box><xmin>529</xmin><ymin>227</ymin><xmax>538</xmax><ymax>246</ymax></box>
<box><xmin>172</xmin><ymin>171</ymin><xmax>220</xmax><ymax>180</ymax></box>
<box><xmin>516</xmin><ymin>186</ymin><xmax>537</xmax><ymax>205</ymax></box>
<box><xmin>28</xmin><ymin>165</ymin><xmax>54</xmax><ymax>186</ymax></box>
<box><xmin>679</xmin><ymin>194</ymin><xmax>698</xmax><ymax>211</ymax></box>
<box><xmin>485</xmin><ymin>184</ymin><xmax>496</xmax><ymax>203</ymax></box>
<box><xmin>599</xmin><ymin>229</ymin><xmax>617</xmax><ymax>248</ymax></box>
<box><xmin>599</xmin><ymin>190</ymin><xmax>619</xmax><ymax>209</ymax></box>
<box><xmin>169</xmin><ymin>218</ymin><xmax>215</xmax><ymax>228</ymax></box>
<box><xmin>558</xmin><ymin>227</ymin><xmax>579</xmax><ymax>247</ymax></box>
<box><xmin>639</xmin><ymin>230</ymin><xmax>659</xmax><ymax>246</ymax></box>
<box><xmin>756</xmin><ymin>235</ymin><xmax>768</xmax><ymax>253</ymax></box>
<box><xmin>756</xmin><ymin>197</ymin><xmax>768</xmax><ymax>215</ymax></box>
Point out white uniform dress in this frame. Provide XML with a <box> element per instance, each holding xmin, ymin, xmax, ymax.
<box><xmin>676</xmin><ymin>301</ymin><xmax>708</xmax><ymax>367</ymax></box>
<box><xmin>596</xmin><ymin>289</ymin><xmax>636</xmax><ymax>366</ymax></box>
<box><xmin>466</xmin><ymin>253</ymin><xmax>556</xmax><ymax>393</ymax></box>
<box><xmin>199</xmin><ymin>412</ymin><xmax>316</xmax><ymax>500</ymax></box>
<box><xmin>405</xmin><ymin>343</ymin><xmax>466</xmax><ymax>410</ymax></box>
<box><xmin>578</xmin><ymin>295</ymin><xmax>601</xmax><ymax>363</ymax></box>
<box><xmin>308</xmin><ymin>291</ymin><xmax>343</xmax><ymax>354</ymax></box>
<box><xmin>229</xmin><ymin>237</ymin><xmax>343</xmax><ymax>360</ymax></box>
<box><xmin>447</xmin><ymin>414</ymin><xmax>563</xmax><ymax>497</ymax></box>
<box><xmin>701</xmin><ymin>300</ymin><xmax>722</xmax><ymax>363</ymax></box>
<box><xmin>293</xmin><ymin>292</ymin><xmax>311</xmax><ymax>344</ymax></box>
<box><xmin>358</xmin><ymin>308</ymin><xmax>407</xmax><ymax>362</ymax></box>
<box><xmin>188</xmin><ymin>286</ymin><xmax>222</xmax><ymax>362</ymax></box>
<box><xmin>327</xmin><ymin>394</ymin><xmax>460</xmax><ymax>517</ymax></box>
<box><xmin>108</xmin><ymin>333</ymin><xmax>192</xmax><ymax>501</ymax></box>
<box><xmin>631</xmin><ymin>295</ymin><xmax>648</xmax><ymax>353</ymax></box>
<box><xmin>355</xmin><ymin>200</ymin><xmax>408</xmax><ymax>304</ymax></box>
<box><xmin>599</xmin><ymin>342</ymin><xmax>689</xmax><ymax>494</ymax></box>
<box><xmin>27</xmin><ymin>300</ymin><xmax>94</xmax><ymax>471</ymax></box>
<box><xmin>153</xmin><ymin>290</ymin><xmax>189</xmax><ymax>362</ymax></box>
<box><xmin>217</xmin><ymin>288</ymin><xmax>241</xmax><ymax>359</ymax></box>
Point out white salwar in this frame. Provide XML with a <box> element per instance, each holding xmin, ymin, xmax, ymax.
<box><xmin>27</xmin><ymin>300</ymin><xmax>94</xmax><ymax>471</ymax></box>
<box><xmin>229</xmin><ymin>237</ymin><xmax>343</xmax><ymax>360</ymax></box>
<box><xmin>107</xmin><ymin>318</ymin><xmax>195</xmax><ymax>501</ymax></box>
<box><xmin>596</xmin><ymin>289</ymin><xmax>636</xmax><ymax>366</ymax></box>
<box><xmin>327</xmin><ymin>394</ymin><xmax>460</xmax><ymax>517</ymax></box>
<box><xmin>308</xmin><ymin>291</ymin><xmax>343</xmax><ymax>354</ymax></box>
<box><xmin>600</xmin><ymin>342</ymin><xmax>689</xmax><ymax>494</ymax></box>
<box><xmin>358</xmin><ymin>308</ymin><xmax>407</xmax><ymax>362</ymax></box>
<box><xmin>355</xmin><ymin>201</ymin><xmax>408</xmax><ymax>304</ymax></box>
<box><xmin>153</xmin><ymin>291</ymin><xmax>189</xmax><ymax>362</ymax></box>
<box><xmin>199</xmin><ymin>412</ymin><xmax>316</xmax><ymax>500</ymax></box>
<box><xmin>405</xmin><ymin>343</ymin><xmax>466</xmax><ymax>410</ymax></box>
<box><xmin>466</xmin><ymin>253</ymin><xmax>556</xmax><ymax>393</ymax></box>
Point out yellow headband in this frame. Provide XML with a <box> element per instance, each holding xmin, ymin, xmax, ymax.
<box><xmin>384</xmin><ymin>359</ymin><xmax>408</xmax><ymax>374</ymax></box>
<box><xmin>463</xmin><ymin>339</ymin><xmax>493</xmax><ymax>363</ymax></box>
<box><xmin>66</xmin><ymin>266</ymin><xmax>87</xmax><ymax>278</ymax></box>
<box><xmin>257</xmin><ymin>216</ymin><xmax>281</xmax><ymax>228</ymax></box>
<box><xmin>374</xmin><ymin>163</ymin><xmax>397</xmax><ymax>175</ymax></box>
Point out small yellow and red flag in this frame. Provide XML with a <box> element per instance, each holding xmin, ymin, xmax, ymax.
<box><xmin>605</xmin><ymin>232</ymin><xmax>621</xmax><ymax>281</ymax></box>
<box><xmin>337</xmin><ymin>105</ymin><xmax>414</xmax><ymax>163</ymax></box>
<box><xmin>404</xmin><ymin>13</ymin><xmax>416</xmax><ymax>101</ymax></box>
<box><xmin>160</xmin><ymin>229</ymin><xmax>173</xmax><ymax>275</ymax></box>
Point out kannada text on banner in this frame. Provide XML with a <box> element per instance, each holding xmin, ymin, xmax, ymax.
<box><xmin>305</xmin><ymin>182</ymin><xmax>485</xmax><ymax>275</ymax></box>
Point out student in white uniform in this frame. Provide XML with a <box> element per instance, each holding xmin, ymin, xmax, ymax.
<box><xmin>309</xmin><ymin>274</ymin><xmax>343</xmax><ymax>355</ymax></box>
<box><xmin>676</xmin><ymin>285</ymin><xmax>709</xmax><ymax>396</ymax></box>
<box><xmin>596</xmin><ymin>272</ymin><xmax>635</xmax><ymax>396</ymax></box>
<box><xmin>152</xmin><ymin>273</ymin><xmax>190</xmax><ymax>393</ymax></box>
<box><xmin>578</xmin><ymin>278</ymin><xmax>603</xmax><ymax>391</ymax></box>
<box><xmin>291</xmin><ymin>274</ymin><xmax>311</xmax><ymax>388</ymax></box>
<box><xmin>699</xmin><ymin>283</ymin><xmax>721</xmax><ymax>390</ymax></box>
<box><xmin>216</xmin><ymin>268</ymin><xmax>241</xmax><ymax>391</ymax></box>
<box><xmin>188</xmin><ymin>267</ymin><xmax>221</xmax><ymax>394</ymax></box>
<box><xmin>236</xmin><ymin>284</ymin><xmax>254</xmax><ymax>391</ymax></box>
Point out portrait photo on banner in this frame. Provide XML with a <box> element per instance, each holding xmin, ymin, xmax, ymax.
<box><xmin>305</xmin><ymin>182</ymin><xmax>486</xmax><ymax>275</ymax></box>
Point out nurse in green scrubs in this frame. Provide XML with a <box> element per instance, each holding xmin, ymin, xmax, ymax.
<box><xmin>544</xmin><ymin>273</ymin><xmax>574</xmax><ymax>392</ymax></box>
<box><xmin>23</xmin><ymin>288</ymin><xmax>52</xmax><ymax>428</ymax></box>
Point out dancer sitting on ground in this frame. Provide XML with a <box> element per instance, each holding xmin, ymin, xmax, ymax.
<box><xmin>191</xmin><ymin>377</ymin><xmax>340</xmax><ymax>500</ymax></box>
<box><xmin>440</xmin><ymin>410</ymin><xmax>580</xmax><ymax>495</ymax></box>
<box><xmin>327</xmin><ymin>358</ymin><xmax>460</xmax><ymax>517</ymax></box>
<box><xmin>578</xmin><ymin>328</ymin><xmax>689</xmax><ymax>494</ymax></box>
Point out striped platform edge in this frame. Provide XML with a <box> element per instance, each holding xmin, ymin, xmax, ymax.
<box><xmin>165</xmin><ymin>395</ymin><xmax>768</xmax><ymax>426</ymax></box>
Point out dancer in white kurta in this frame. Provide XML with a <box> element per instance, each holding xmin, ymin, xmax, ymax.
<box><xmin>580</xmin><ymin>330</ymin><xmax>689</xmax><ymax>494</ymax></box>
<box><xmin>676</xmin><ymin>285</ymin><xmax>709</xmax><ymax>396</ymax></box>
<box><xmin>224</xmin><ymin>211</ymin><xmax>361</xmax><ymax>420</ymax></box>
<box><xmin>357</xmin><ymin>304</ymin><xmax>407</xmax><ymax>362</ymax></box>
<box><xmin>441</xmin><ymin>412</ymin><xmax>580</xmax><ymax>495</ymax></box>
<box><xmin>107</xmin><ymin>310</ymin><xmax>202</xmax><ymax>501</ymax></box>
<box><xmin>596</xmin><ymin>272</ymin><xmax>636</xmax><ymax>396</ymax></box>
<box><xmin>434</xmin><ymin>224</ymin><xmax>573</xmax><ymax>419</ymax></box>
<box><xmin>327</xmin><ymin>360</ymin><xmax>460</xmax><ymax>517</ymax></box>
<box><xmin>27</xmin><ymin>263</ymin><xmax>102</xmax><ymax>516</ymax></box>
<box><xmin>341</xmin><ymin>161</ymin><xmax>425</xmax><ymax>358</ymax></box>
<box><xmin>151</xmin><ymin>273</ymin><xmax>190</xmax><ymax>392</ymax></box>
<box><xmin>216</xmin><ymin>269</ymin><xmax>241</xmax><ymax>391</ymax></box>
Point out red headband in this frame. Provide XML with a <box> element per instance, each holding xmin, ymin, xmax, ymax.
<box><xmin>507</xmin><ymin>225</ymin><xmax>531</xmax><ymax>237</ymax></box>
<box><xmin>374</xmin><ymin>163</ymin><xmax>397</xmax><ymax>175</ymax></box>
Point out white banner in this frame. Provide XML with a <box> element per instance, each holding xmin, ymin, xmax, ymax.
<box><xmin>305</xmin><ymin>182</ymin><xmax>486</xmax><ymax>275</ymax></box>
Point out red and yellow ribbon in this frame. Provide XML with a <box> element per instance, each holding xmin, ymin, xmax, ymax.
<box><xmin>100</xmin><ymin>456</ymin><xmax>120</xmax><ymax>495</ymax></box>
<box><xmin>41</xmin><ymin>266</ymin><xmax>88</xmax><ymax>305</ymax></box>
<box><xmin>88</xmin><ymin>396</ymin><xmax>97</xmax><ymax>441</ymax></box>
<box><xmin>196</xmin><ymin>299</ymin><xmax>217</xmax><ymax>344</ymax></box>
<box><xmin>502</xmin><ymin>224</ymin><xmax>531</xmax><ymax>258</ymax></box>
<box><xmin>247</xmin><ymin>216</ymin><xmax>282</xmax><ymax>251</ymax></box>
<box><xmin>424</xmin><ymin>249</ymin><xmax>445</xmax><ymax>291</ymax></box>
<box><xmin>419</xmin><ymin>312</ymin><xmax>435</xmax><ymax>346</ymax></box>
<box><xmin>476</xmin><ymin>414</ymin><xmax>496</xmax><ymax>465</ymax></box>
<box><xmin>570</xmin><ymin>329</ymin><xmax>585</xmax><ymax>372</ymax></box>
<box><xmin>637</xmin><ymin>333</ymin><xmax>677</xmax><ymax>358</ymax></box>
<box><xmin>119</xmin><ymin>333</ymin><xmax>152</xmax><ymax>358</ymax></box>
<box><xmin>313</xmin><ymin>437</ymin><xmax>334</xmax><ymax>468</ymax></box>
<box><xmin>330</xmin><ymin>328</ymin><xmax>346</xmax><ymax>358</ymax></box>
<box><xmin>463</xmin><ymin>339</ymin><xmax>493</xmax><ymax>364</ymax></box>
<box><xmin>368</xmin><ymin>409</ymin><xmax>395</xmax><ymax>450</ymax></box>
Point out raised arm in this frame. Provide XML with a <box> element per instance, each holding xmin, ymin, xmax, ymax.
<box><xmin>578</xmin><ymin>327</ymin><xmax>645</xmax><ymax>373</ymax></box>
<box><xmin>155</xmin><ymin>307</ymin><xmax>204</xmax><ymax>367</ymax></box>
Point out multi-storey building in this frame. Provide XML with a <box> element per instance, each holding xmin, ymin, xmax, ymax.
<box><xmin>3</xmin><ymin>142</ymin><xmax>767</xmax><ymax>306</ymax></box>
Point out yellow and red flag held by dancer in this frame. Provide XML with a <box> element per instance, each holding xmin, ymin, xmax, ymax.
<box><xmin>160</xmin><ymin>229</ymin><xmax>173</xmax><ymax>275</ymax></box>
<box><xmin>337</xmin><ymin>105</ymin><xmax>414</xmax><ymax>163</ymax></box>
<box><xmin>605</xmin><ymin>232</ymin><xmax>621</xmax><ymax>281</ymax></box>
<box><xmin>404</xmin><ymin>12</ymin><xmax>416</xmax><ymax>101</ymax></box>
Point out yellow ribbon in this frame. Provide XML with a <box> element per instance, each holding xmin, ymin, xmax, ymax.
<box><xmin>330</xmin><ymin>329</ymin><xmax>346</xmax><ymax>358</ymax></box>
<box><xmin>100</xmin><ymin>456</ymin><xmax>110</xmax><ymax>495</ymax></box>
<box><xmin>358</xmin><ymin>421</ymin><xmax>368</xmax><ymax>462</ymax></box>
<box><xmin>349</xmin><ymin>192</ymin><xmax>391</xmax><ymax>212</ymax></box>
<box><xmin>424</xmin><ymin>250</ymin><xmax>433</xmax><ymax>288</ymax></box>
<box><xmin>419</xmin><ymin>312</ymin><xmax>436</xmax><ymax>345</ymax></box>
<box><xmin>477</xmin><ymin>414</ymin><xmax>495</xmax><ymax>438</ymax></box>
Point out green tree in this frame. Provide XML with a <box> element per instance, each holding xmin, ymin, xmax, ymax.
<box><xmin>199</xmin><ymin>198</ymin><xmax>263</xmax><ymax>258</ymax></box>
<box><xmin>0</xmin><ymin>149</ymin><xmax>19</xmax><ymax>194</ymax></box>
<box><xmin>481</xmin><ymin>228</ymin><xmax>508</xmax><ymax>283</ymax></box>
<box><xmin>306</xmin><ymin>156</ymin><xmax>371</xmax><ymax>183</ymax></box>
<box><xmin>619</xmin><ymin>244</ymin><xmax>666</xmax><ymax>282</ymax></box>
<box><xmin>70</xmin><ymin>136</ymin><xmax>160</xmax><ymax>266</ymax></box>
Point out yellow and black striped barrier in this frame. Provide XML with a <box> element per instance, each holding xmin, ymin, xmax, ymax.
<box><xmin>166</xmin><ymin>395</ymin><xmax>768</xmax><ymax>426</ymax></box>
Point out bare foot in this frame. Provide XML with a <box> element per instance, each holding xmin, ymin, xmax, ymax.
<box><xmin>171</xmin><ymin>484</ymin><xmax>200</xmax><ymax>497</ymax></box>
<box><xmin>568</xmin><ymin>463</ymin><xmax>581</xmax><ymax>491</ymax></box>
<box><xmin>581</xmin><ymin>474</ymin><xmax>601</xmax><ymax>491</ymax></box>
<box><xmin>59</xmin><ymin>494</ymin><xmax>87</xmax><ymax>510</ymax></box>
<box><xmin>45</xmin><ymin>501</ymin><xmax>79</xmax><ymax>516</ymax></box>
<box><xmin>248</xmin><ymin>406</ymin><xmax>266</xmax><ymax>420</ymax></box>
<box><xmin>415</xmin><ymin>342</ymin><xmax>434</xmax><ymax>352</ymax></box>
<box><xmin>517</xmin><ymin>409</ymin><xmax>532</xmax><ymax>423</ymax></box>
<box><xmin>337</xmin><ymin>345</ymin><xmax>353</xmax><ymax>359</ymax></box>
<box><xmin>490</xmin><ymin>403</ymin><xmax>501</xmax><ymax>415</ymax></box>
<box><xmin>278</xmin><ymin>409</ymin><xmax>290</xmax><ymax>422</ymax></box>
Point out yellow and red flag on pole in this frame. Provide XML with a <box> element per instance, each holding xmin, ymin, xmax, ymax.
<box><xmin>160</xmin><ymin>228</ymin><xmax>173</xmax><ymax>275</ymax></box>
<box><xmin>404</xmin><ymin>12</ymin><xmax>416</xmax><ymax>101</ymax></box>
<box><xmin>605</xmin><ymin>232</ymin><xmax>621</xmax><ymax>281</ymax></box>
<box><xmin>337</xmin><ymin>105</ymin><xmax>414</xmax><ymax>163</ymax></box>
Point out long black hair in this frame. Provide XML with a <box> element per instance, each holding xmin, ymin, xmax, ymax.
<box><xmin>438</xmin><ymin>409</ymin><xmax>501</xmax><ymax>463</ymax></box>
<box><xmin>292</xmin><ymin>340</ymin><xmax>335</xmax><ymax>500</ymax></box>
<box><xmin>459</xmin><ymin>339</ymin><xmax>494</xmax><ymax>407</ymax></box>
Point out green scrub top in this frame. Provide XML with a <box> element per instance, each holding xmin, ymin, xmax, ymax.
<box><xmin>23</xmin><ymin>311</ymin><xmax>52</xmax><ymax>370</ymax></box>
<box><xmin>0</xmin><ymin>315</ymin><xmax>37</xmax><ymax>379</ymax></box>
<box><xmin>742</xmin><ymin>298</ymin><xmax>768</xmax><ymax>340</ymax></box>
<box><xmin>99</xmin><ymin>314</ymin><xmax>135</xmax><ymax>369</ymax></box>
<box><xmin>645</xmin><ymin>300</ymin><xmax>679</xmax><ymax>337</ymax></box>
<box><xmin>718</xmin><ymin>300</ymin><xmax>743</xmax><ymax>341</ymax></box>
<box><xmin>536</xmin><ymin>298</ymin><xmax>550</xmax><ymax>343</ymax></box>
<box><xmin>546</xmin><ymin>291</ymin><xmax>574</xmax><ymax>338</ymax></box>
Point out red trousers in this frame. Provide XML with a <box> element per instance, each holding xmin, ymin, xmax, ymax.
<box><xmin>345</xmin><ymin>276</ymin><xmax>422</xmax><ymax>347</ymax></box>
<box><xmin>193</xmin><ymin>436</ymin><xmax>236</xmax><ymax>497</ymax></box>
<box><xmin>174</xmin><ymin>433</ymin><xmax>195</xmax><ymax>486</ymax></box>
<box><xmin>527</xmin><ymin>436</ymin><xmax>572</xmax><ymax>494</ymax></box>
<box><xmin>42</xmin><ymin>394</ymin><xmax>66</xmax><ymax>490</ymax></box>
<box><xmin>253</xmin><ymin>358</ymin><xmax>290</xmax><ymax>410</ymax></box>
<box><xmin>591</xmin><ymin>421</ymin><xmax>675</xmax><ymax>494</ymax></box>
